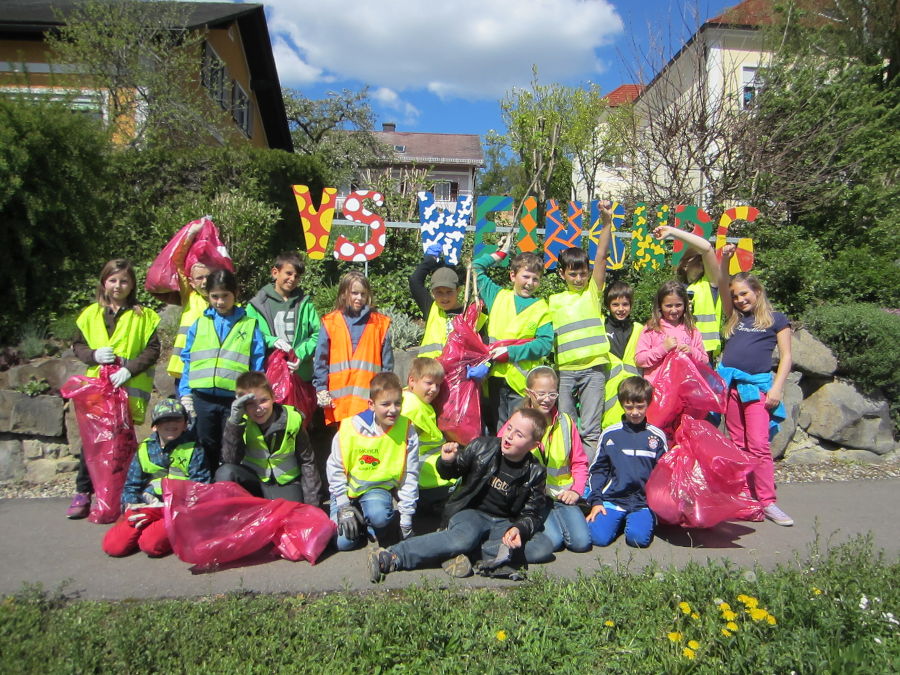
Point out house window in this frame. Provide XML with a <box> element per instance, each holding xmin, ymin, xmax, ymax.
<box><xmin>742</xmin><ymin>66</ymin><xmax>758</xmax><ymax>108</ymax></box>
<box><xmin>393</xmin><ymin>145</ymin><xmax>406</xmax><ymax>153</ymax></box>
<box><xmin>201</xmin><ymin>42</ymin><xmax>229</xmax><ymax>110</ymax></box>
<box><xmin>0</xmin><ymin>87</ymin><xmax>104</xmax><ymax>120</ymax></box>
<box><xmin>432</xmin><ymin>181</ymin><xmax>459</xmax><ymax>201</ymax></box>
<box><xmin>232</xmin><ymin>81</ymin><xmax>251</xmax><ymax>136</ymax></box>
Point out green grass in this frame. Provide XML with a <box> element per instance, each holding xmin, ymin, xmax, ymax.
<box><xmin>1</xmin><ymin>535</ymin><xmax>897</xmax><ymax>674</ymax></box>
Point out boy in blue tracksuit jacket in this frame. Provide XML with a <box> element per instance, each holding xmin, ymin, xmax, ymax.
<box><xmin>586</xmin><ymin>376</ymin><xmax>667</xmax><ymax>548</ymax></box>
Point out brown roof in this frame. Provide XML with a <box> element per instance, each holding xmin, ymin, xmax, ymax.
<box><xmin>709</xmin><ymin>0</ymin><xmax>776</xmax><ymax>27</ymax></box>
<box><xmin>373</xmin><ymin>131</ymin><xmax>484</xmax><ymax>166</ymax></box>
<box><xmin>605</xmin><ymin>84</ymin><xmax>644</xmax><ymax>106</ymax></box>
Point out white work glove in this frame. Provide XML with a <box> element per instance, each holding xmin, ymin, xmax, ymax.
<box><xmin>287</xmin><ymin>360</ymin><xmax>300</xmax><ymax>373</ymax></box>
<box><xmin>228</xmin><ymin>393</ymin><xmax>255</xmax><ymax>425</ymax></box>
<box><xmin>93</xmin><ymin>346</ymin><xmax>115</xmax><ymax>364</ymax></box>
<box><xmin>499</xmin><ymin>230</ymin><xmax>515</xmax><ymax>255</ymax></box>
<box><xmin>109</xmin><ymin>367</ymin><xmax>131</xmax><ymax>389</ymax></box>
<box><xmin>316</xmin><ymin>390</ymin><xmax>333</xmax><ymax>408</ymax></box>
<box><xmin>274</xmin><ymin>338</ymin><xmax>291</xmax><ymax>353</ymax></box>
<box><xmin>180</xmin><ymin>394</ymin><xmax>195</xmax><ymax>417</ymax></box>
<box><xmin>400</xmin><ymin>515</ymin><xmax>414</xmax><ymax>540</ymax></box>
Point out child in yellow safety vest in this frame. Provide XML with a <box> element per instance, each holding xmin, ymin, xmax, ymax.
<box><xmin>662</xmin><ymin>224</ymin><xmax>726</xmax><ymax>362</ymax></box>
<box><xmin>601</xmin><ymin>282</ymin><xmax>644</xmax><ymax>429</ymax></box>
<box><xmin>327</xmin><ymin>372</ymin><xmax>420</xmax><ymax>551</ymax></box>
<box><xmin>401</xmin><ymin>357</ymin><xmax>459</xmax><ymax>518</ymax></box>
<box><xmin>179</xmin><ymin>268</ymin><xmax>267</xmax><ymax>471</ymax></box>
<box><xmin>499</xmin><ymin>367</ymin><xmax>591</xmax><ymax>553</ymax></box>
<box><xmin>474</xmin><ymin>231</ymin><xmax>553</xmax><ymax>432</ymax></box>
<box><xmin>409</xmin><ymin>245</ymin><xmax>465</xmax><ymax>358</ymax></box>
<box><xmin>215</xmin><ymin>371</ymin><xmax>321</xmax><ymax>504</ymax></box>
<box><xmin>549</xmin><ymin>200</ymin><xmax>614</xmax><ymax>460</ymax></box>
<box><xmin>68</xmin><ymin>259</ymin><xmax>161</xmax><ymax>520</ymax></box>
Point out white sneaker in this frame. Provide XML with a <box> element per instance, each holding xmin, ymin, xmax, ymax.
<box><xmin>763</xmin><ymin>503</ymin><xmax>794</xmax><ymax>527</ymax></box>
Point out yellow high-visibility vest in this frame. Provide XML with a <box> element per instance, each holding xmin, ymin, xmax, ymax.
<box><xmin>401</xmin><ymin>391</ymin><xmax>454</xmax><ymax>489</ymax></box>
<box><xmin>549</xmin><ymin>279</ymin><xmax>609</xmax><ymax>370</ymax></box>
<box><xmin>187</xmin><ymin>314</ymin><xmax>255</xmax><ymax>392</ymax></box>
<box><xmin>167</xmin><ymin>291</ymin><xmax>208</xmax><ymax>377</ymax></box>
<box><xmin>602</xmin><ymin>322</ymin><xmax>643</xmax><ymax>429</ymax></box>
<box><xmin>137</xmin><ymin>438</ymin><xmax>197</xmax><ymax>497</ymax></box>
<box><xmin>533</xmin><ymin>412</ymin><xmax>576</xmax><ymax>496</ymax></box>
<box><xmin>688</xmin><ymin>278</ymin><xmax>722</xmax><ymax>356</ymax></box>
<box><xmin>487</xmin><ymin>290</ymin><xmax>549</xmax><ymax>395</ymax></box>
<box><xmin>242</xmin><ymin>405</ymin><xmax>303</xmax><ymax>485</ymax></box>
<box><xmin>338</xmin><ymin>416</ymin><xmax>410</xmax><ymax>498</ymax></box>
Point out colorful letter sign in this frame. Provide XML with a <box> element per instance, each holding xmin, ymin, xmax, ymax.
<box><xmin>417</xmin><ymin>192</ymin><xmax>472</xmax><ymax>265</ymax></box>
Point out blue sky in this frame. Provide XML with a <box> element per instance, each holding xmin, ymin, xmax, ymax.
<box><xmin>253</xmin><ymin>0</ymin><xmax>739</xmax><ymax>138</ymax></box>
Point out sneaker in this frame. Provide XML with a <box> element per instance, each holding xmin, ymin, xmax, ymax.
<box><xmin>441</xmin><ymin>554</ymin><xmax>473</xmax><ymax>578</ymax></box>
<box><xmin>367</xmin><ymin>547</ymin><xmax>397</xmax><ymax>584</ymax></box>
<box><xmin>66</xmin><ymin>493</ymin><xmax>91</xmax><ymax>519</ymax></box>
<box><xmin>763</xmin><ymin>503</ymin><xmax>794</xmax><ymax>527</ymax></box>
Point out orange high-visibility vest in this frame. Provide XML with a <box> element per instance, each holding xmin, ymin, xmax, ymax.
<box><xmin>322</xmin><ymin>310</ymin><xmax>391</xmax><ymax>425</ymax></box>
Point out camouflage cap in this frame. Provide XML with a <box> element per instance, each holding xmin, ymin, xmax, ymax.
<box><xmin>151</xmin><ymin>398</ymin><xmax>188</xmax><ymax>425</ymax></box>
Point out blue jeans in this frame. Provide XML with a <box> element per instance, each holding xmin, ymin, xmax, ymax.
<box><xmin>330</xmin><ymin>488</ymin><xmax>395</xmax><ymax>551</ymax></box>
<box><xmin>558</xmin><ymin>366</ymin><xmax>606</xmax><ymax>461</ymax></box>
<box><xmin>588</xmin><ymin>502</ymin><xmax>655</xmax><ymax>548</ymax></box>
<box><xmin>192</xmin><ymin>391</ymin><xmax>233</xmax><ymax>471</ymax></box>
<box><xmin>542</xmin><ymin>501</ymin><xmax>592</xmax><ymax>552</ymax></box>
<box><xmin>390</xmin><ymin>509</ymin><xmax>554</xmax><ymax>570</ymax></box>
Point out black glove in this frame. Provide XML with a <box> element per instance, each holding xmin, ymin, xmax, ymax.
<box><xmin>337</xmin><ymin>504</ymin><xmax>365</xmax><ymax>542</ymax></box>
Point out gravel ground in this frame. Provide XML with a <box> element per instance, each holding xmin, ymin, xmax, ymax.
<box><xmin>2</xmin><ymin>456</ymin><xmax>899</xmax><ymax>500</ymax></box>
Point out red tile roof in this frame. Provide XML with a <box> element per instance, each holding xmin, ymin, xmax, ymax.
<box><xmin>709</xmin><ymin>0</ymin><xmax>776</xmax><ymax>27</ymax></box>
<box><xmin>373</xmin><ymin>131</ymin><xmax>484</xmax><ymax>166</ymax></box>
<box><xmin>605</xmin><ymin>84</ymin><xmax>644</xmax><ymax>106</ymax></box>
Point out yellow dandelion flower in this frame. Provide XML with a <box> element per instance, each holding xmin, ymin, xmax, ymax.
<box><xmin>722</xmin><ymin>610</ymin><xmax>737</xmax><ymax>621</ymax></box>
<box><xmin>688</xmin><ymin>640</ymin><xmax>700</xmax><ymax>649</ymax></box>
<box><xmin>749</xmin><ymin>608</ymin><xmax>768</xmax><ymax>622</ymax></box>
<box><xmin>766</xmin><ymin>614</ymin><xmax>777</xmax><ymax>626</ymax></box>
<box><xmin>667</xmin><ymin>631</ymin><xmax>683</xmax><ymax>642</ymax></box>
<box><xmin>736</xmin><ymin>594</ymin><xmax>749</xmax><ymax>603</ymax></box>
<box><xmin>682</xmin><ymin>647</ymin><xmax>696</xmax><ymax>660</ymax></box>
<box><xmin>721</xmin><ymin>629</ymin><xmax>732</xmax><ymax>637</ymax></box>
<box><xmin>691</xmin><ymin>613</ymin><xmax>700</xmax><ymax>620</ymax></box>
<box><xmin>726</xmin><ymin>621</ymin><xmax>739</xmax><ymax>632</ymax></box>
<box><xmin>742</xmin><ymin>597</ymin><xmax>759</xmax><ymax>609</ymax></box>
<box><xmin>812</xmin><ymin>588</ymin><xmax>823</xmax><ymax>596</ymax></box>
<box><xmin>678</xmin><ymin>602</ymin><xmax>692</xmax><ymax>614</ymax></box>
<box><xmin>495</xmin><ymin>630</ymin><xmax>507</xmax><ymax>641</ymax></box>
<box><xmin>604</xmin><ymin>620</ymin><xmax>615</xmax><ymax>627</ymax></box>
<box><xmin>718</xmin><ymin>602</ymin><xmax>731</xmax><ymax>612</ymax></box>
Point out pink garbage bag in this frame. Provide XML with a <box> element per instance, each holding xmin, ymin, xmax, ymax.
<box><xmin>60</xmin><ymin>366</ymin><xmax>137</xmax><ymax>524</ymax></box>
<box><xmin>435</xmin><ymin>301</ymin><xmax>527</xmax><ymax>444</ymax></box>
<box><xmin>145</xmin><ymin>216</ymin><xmax>233</xmax><ymax>295</ymax></box>
<box><xmin>647</xmin><ymin>351</ymin><xmax>727</xmax><ymax>437</ymax></box>
<box><xmin>163</xmin><ymin>479</ymin><xmax>335</xmax><ymax>570</ymax></box>
<box><xmin>646</xmin><ymin>416</ymin><xmax>764</xmax><ymax>528</ymax></box>
<box><xmin>265</xmin><ymin>349</ymin><xmax>315</xmax><ymax>427</ymax></box>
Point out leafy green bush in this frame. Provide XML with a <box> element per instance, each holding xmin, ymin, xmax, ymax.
<box><xmin>803</xmin><ymin>303</ymin><xmax>900</xmax><ymax>431</ymax></box>
<box><xmin>381</xmin><ymin>307</ymin><xmax>425</xmax><ymax>350</ymax></box>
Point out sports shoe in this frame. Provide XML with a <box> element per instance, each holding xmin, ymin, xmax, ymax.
<box><xmin>763</xmin><ymin>503</ymin><xmax>794</xmax><ymax>527</ymax></box>
<box><xmin>441</xmin><ymin>554</ymin><xmax>473</xmax><ymax>578</ymax></box>
<box><xmin>66</xmin><ymin>493</ymin><xmax>91</xmax><ymax>519</ymax></box>
<box><xmin>368</xmin><ymin>547</ymin><xmax>397</xmax><ymax>583</ymax></box>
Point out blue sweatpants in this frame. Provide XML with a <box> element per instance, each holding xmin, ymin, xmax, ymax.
<box><xmin>588</xmin><ymin>502</ymin><xmax>655</xmax><ymax>548</ymax></box>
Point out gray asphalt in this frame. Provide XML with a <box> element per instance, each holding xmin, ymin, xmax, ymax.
<box><xmin>1</xmin><ymin>479</ymin><xmax>897</xmax><ymax>600</ymax></box>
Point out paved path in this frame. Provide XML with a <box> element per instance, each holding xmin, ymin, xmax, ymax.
<box><xmin>1</xmin><ymin>479</ymin><xmax>897</xmax><ymax>600</ymax></box>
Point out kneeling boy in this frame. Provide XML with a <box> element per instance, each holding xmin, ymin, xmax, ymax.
<box><xmin>327</xmin><ymin>372</ymin><xmax>420</xmax><ymax>550</ymax></box>
<box><xmin>103</xmin><ymin>399</ymin><xmax>209</xmax><ymax>557</ymax></box>
<box><xmin>369</xmin><ymin>407</ymin><xmax>553</xmax><ymax>582</ymax></box>
<box><xmin>215</xmin><ymin>371</ymin><xmax>321</xmax><ymax>504</ymax></box>
<box><xmin>586</xmin><ymin>377</ymin><xmax>666</xmax><ymax>548</ymax></box>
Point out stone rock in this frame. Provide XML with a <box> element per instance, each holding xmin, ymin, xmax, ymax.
<box><xmin>55</xmin><ymin>459</ymin><xmax>80</xmax><ymax>473</ymax></box>
<box><xmin>65</xmin><ymin>402</ymin><xmax>82</xmax><ymax>457</ymax></box>
<box><xmin>781</xmin><ymin>328</ymin><xmax>837</xmax><ymax>377</ymax></box>
<box><xmin>0</xmin><ymin>439</ymin><xmax>24</xmax><ymax>481</ymax></box>
<box><xmin>22</xmin><ymin>439</ymin><xmax>43</xmax><ymax>459</ymax></box>
<box><xmin>0</xmin><ymin>391</ymin><xmax>65</xmax><ymax>437</ymax></box>
<box><xmin>154</xmin><ymin>367</ymin><xmax>176</xmax><ymax>400</ymax></box>
<box><xmin>6</xmin><ymin>357</ymin><xmax>86</xmax><ymax>392</ymax></box>
<box><xmin>830</xmin><ymin>448</ymin><xmax>882</xmax><ymax>464</ymax></box>
<box><xmin>770</xmin><ymin>373</ymin><xmax>803</xmax><ymax>460</ymax></box>
<box><xmin>392</xmin><ymin>349</ymin><xmax>417</xmax><ymax>388</ymax></box>
<box><xmin>781</xmin><ymin>445</ymin><xmax>834</xmax><ymax>465</ymax></box>
<box><xmin>800</xmin><ymin>381</ymin><xmax>894</xmax><ymax>454</ymax></box>
<box><xmin>25</xmin><ymin>458</ymin><xmax>59</xmax><ymax>483</ymax></box>
<box><xmin>22</xmin><ymin>440</ymin><xmax>67</xmax><ymax>459</ymax></box>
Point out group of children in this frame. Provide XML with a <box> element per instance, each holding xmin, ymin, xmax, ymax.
<box><xmin>69</xmin><ymin>201</ymin><xmax>794</xmax><ymax>573</ymax></box>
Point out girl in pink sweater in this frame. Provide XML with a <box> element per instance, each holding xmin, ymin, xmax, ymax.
<box><xmin>635</xmin><ymin>281</ymin><xmax>707</xmax><ymax>385</ymax></box>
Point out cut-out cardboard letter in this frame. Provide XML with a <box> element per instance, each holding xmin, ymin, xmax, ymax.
<box><xmin>417</xmin><ymin>192</ymin><xmax>472</xmax><ymax>265</ymax></box>
<box><xmin>543</xmin><ymin>200</ymin><xmax>583</xmax><ymax>270</ymax></box>
<box><xmin>293</xmin><ymin>185</ymin><xmax>336</xmax><ymax>260</ymax></box>
<box><xmin>474</xmin><ymin>195</ymin><xmax>515</xmax><ymax>259</ymax></box>
<box><xmin>716</xmin><ymin>206</ymin><xmax>758</xmax><ymax>273</ymax></box>
<box><xmin>333</xmin><ymin>190</ymin><xmax>386</xmax><ymax>262</ymax></box>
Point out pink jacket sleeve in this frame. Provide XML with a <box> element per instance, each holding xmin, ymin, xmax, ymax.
<box><xmin>568</xmin><ymin>423</ymin><xmax>589</xmax><ymax>495</ymax></box>
<box><xmin>635</xmin><ymin>328</ymin><xmax>668</xmax><ymax>369</ymax></box>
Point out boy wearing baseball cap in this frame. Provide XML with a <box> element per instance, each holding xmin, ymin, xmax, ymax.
<box><xmin>409</xmin><ymin>247</ymin><xmax>464</xmax><ymax>358</ymax></box>
<box><xmin>102</xmin><ymin>399</ymin><xmax>209</xmax><ymax>557</ymax></box>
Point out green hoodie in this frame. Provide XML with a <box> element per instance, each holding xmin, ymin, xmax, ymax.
<box><xmin>247</xmin><ymin>283</ymin><xmax>320</xmax><ymax>382</ymax></box>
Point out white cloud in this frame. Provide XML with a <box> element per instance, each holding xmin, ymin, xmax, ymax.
<box><xmin>265</xmin><ymin>0</ymin><xmax>623</xmax><ymax>99</ymax></box>
<box><xmin>371</xmin><ymin>87</ymin><xmax>421</xmax><ymax>125</ymax></box>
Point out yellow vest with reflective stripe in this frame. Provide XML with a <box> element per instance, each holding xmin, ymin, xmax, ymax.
<box><xmin>602</xmin><ymin>322</ymin><xmax>643</xmax><ymax>429</ymax></box>
<box><xmin>167</xmin><ymin>291</ymin><xmax>208</xmax><ymax>377</ymax></box>
<box><xmin>137</xmin><ymin>438</ymin><xmax>197</xmax><ymax>498</ymax></box>
<box><xmin>688</xmin><ymin>278</ymin><xmax>722</xmax><ymax>356</ymax></box>
<box><xmin>549</xmin><ymin>281</ymin><xmax>609</xmax><ymax>370</ymax></box>
<box><xmin>76</xmin><ymin>303</ymin><xmax>159</xmax><ymax>425</ymax></box>
<box><xmin>339</xmin><ymin>416</ymin><xmax>410</xmax><ymax>498</ymax></box>
<box><xmin>242</xmin><ymin>405</ymin><xmax>303</xmax><ymax>485</ymax></box>
<box><xmin>533</xmin><ymin>412</ymin><xmax>575</xmax><ymax>496</ymax></box>
<box><xmin>487</xmin><ymin>290</ymin><xmax>549</xmax><ymax>395</ymax></box>
<box><xmin>187</xmin><ymin>314</ymin><xmax>255</xmax><ymax>392</ymax></box>
<box><xmin>418</xmin><ymin>303</ymin><xmax>449</xmax><ymax>359</ymax></box>
<box><xmin>401</xmin><ymin>391</ymin><xmax>454</xmax><ymax>489</ymax></box>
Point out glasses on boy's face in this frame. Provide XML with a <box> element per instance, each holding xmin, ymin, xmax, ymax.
<box><xmin>526</xmin><ymin>389</ymin><xmax>559</xmax><ymax>401</ymax></box>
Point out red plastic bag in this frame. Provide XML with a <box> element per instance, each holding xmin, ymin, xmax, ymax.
<box><xmin>265</xmin><ymin>349</ymin><xmax>315</xmax><ymax>426</ymax></box>
<box><xmin>163</xmin><ymin>479</ymin><xmax>335</xmax><ymax>570</ymax></box>
<box><xmin>647</xmin><ymin>351</ymin><xmax>727</xmax><ymax>437</ymax></box>
<box><xmin>145</xmin><ymin>216</ymin><xmax>233</xmax><ymax>295</ymax></box>
<box><xmin>60</xmin><ymin>366</ymin><xmax>137</xmax><ymax>524</ymax></box>
<box><xmin>646</xmin><ymin>416</ymin><xmax>764</xmax><ymax>528</ymax></box>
